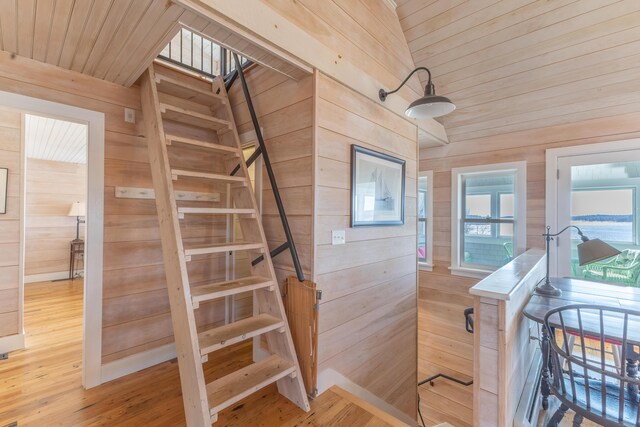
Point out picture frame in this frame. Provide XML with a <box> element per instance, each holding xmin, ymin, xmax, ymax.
<box><xmin>0</xmin><ymin>168</ymin><xmax>7</xmax><ymax>215</ymax></box>
<box><xmin>351</xmin><ymin>145</ymin><xmax>405</xmax><ymax>227</ymax></box>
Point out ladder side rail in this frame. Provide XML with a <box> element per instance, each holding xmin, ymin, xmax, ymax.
<box><xmin>213</xmin><ymin>73</ymin><xmax>311</xmax><ymax>414</ymax></box>
<box><xmin>140</xmin><ymin>65</ymin><xmax>211</xmax><ymax>426</ymax></box>
<box><xmin>232</xmin><ymin>53</ymin><xmax>305</xmax><ymax>283</ymax></box>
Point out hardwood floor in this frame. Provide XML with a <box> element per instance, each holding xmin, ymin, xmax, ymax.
<box><xmin>0</xmin><ymin>280</ymin><xmax>407</xmax><ymax>426</ymax></box>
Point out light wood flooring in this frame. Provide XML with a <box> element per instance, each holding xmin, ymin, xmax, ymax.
<box><xmin>0</xmin><ymin>279</ymin><xmax>408</xmax><ymax>426</ymax></box>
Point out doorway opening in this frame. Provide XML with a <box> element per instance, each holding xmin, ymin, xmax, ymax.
<box><xmin>0</xmin><ymin>91</ymin><xmax>104</xmax><ymax>389</ymax></box>
<box><xmin>20</xmin><ymin>113</ymin><xmax>89</xmax><ymax>396</ymax></box>
<box><xmin>24</xmin><ymin>114</ymin><xmax>88</xmax><ymax>284</ymax></box>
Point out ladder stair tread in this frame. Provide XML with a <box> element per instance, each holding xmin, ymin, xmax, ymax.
<box><xmin>165</xmin><ymin>133</ymin><xmax>240</xmax><ymax>155</ymax></box>
<box><xmin>171</xmin><ymin>168</ymin><xmax>246</xmax><ymax>184</ymax></box>
<box><xmin>198</xmin><ymin>314</ymin><xmax>284</xmax><ymax>355</ymax></box>
<box><xmin>206</xmin><ymin>354</ymin><xmax>296</xmax><ymax>417</ymax></box>
<box><xmin>184</xmin><ymin>241</ymin><xmax>264</xmax><ymax>256</ymax></box>
<box><xmin>160</xmin><ymin>103</ymin><xmax>231</xmax><ymax>132</ymax></box>
<box><xmin>191</xmin><ymin>276</ymin><xmax>274</xmax><ymax>306</ymax></box>
<box><xmin>155</xmin><ymin>72</ymin><xmax>226</xmax><ymax>106</ymax></box>
<box><xmin>178</xmin><ymin>207</ymin><xmax>256</xmax><ymax>216</ymax></box>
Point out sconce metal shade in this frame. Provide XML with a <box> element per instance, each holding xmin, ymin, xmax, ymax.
<box><xmin>379</xmin><ymin>68</ymin><xmax>455</xmax><ymax>119</ymax></box>
<box><xmin>405</xmin><ymin>82</ymin><xmax>455</xmax><ymax>119</ymax></box>
<box><xmin>577</xmin><ymin>238</ymin><xmax>621</xmax><ymax>266</ymax></box>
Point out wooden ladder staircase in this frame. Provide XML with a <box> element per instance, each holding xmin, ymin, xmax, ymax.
<box><xmin>140</xmin><ymin>63</ymin><xmax>310</xmax><ymax>426</ymax></box>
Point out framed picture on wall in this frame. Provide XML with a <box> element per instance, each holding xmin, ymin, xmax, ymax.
<box><xmin>0</xmin><ymin>168</ymin><xmax>7</xmax><ymax>214</ymax></box>
<box><xmin>351</xmin><ymin>145</ymin><xmax>405</xmax><ymax>227</ymax></box>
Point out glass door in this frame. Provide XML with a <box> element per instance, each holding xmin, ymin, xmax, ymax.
<box><xmin>556</xmin><ymin>150</ymin><xmax>640</xmax><ymax>285</ymax></box>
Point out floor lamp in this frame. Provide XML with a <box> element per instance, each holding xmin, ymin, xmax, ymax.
<box><xmin>67</xmin><ymin>201</ymin><xmax>86</xmax><ymax>241</ymax></box>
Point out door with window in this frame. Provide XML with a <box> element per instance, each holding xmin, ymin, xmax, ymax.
<box><xmin>555</xmin><ymin>148</ymin><xmax>640</xmax><ymax>285</ymax></box>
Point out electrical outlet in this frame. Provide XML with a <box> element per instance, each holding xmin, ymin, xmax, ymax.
<box><xmin>332</xmin><ymin>230</ymin><xmax>346</xmax><ymax>245</ymax></box>
<box><xmin>124</xmin><ymin>108</ymin><xmax>135</xmax><ymax>123</ymax></box>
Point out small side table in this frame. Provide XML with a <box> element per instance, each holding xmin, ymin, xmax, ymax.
<box><xmin>69</xmin><ymin>239</ymin><xmax>84</xmax><ymax>280</ymax></box>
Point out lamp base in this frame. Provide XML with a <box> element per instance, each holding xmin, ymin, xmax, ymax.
<box><xmin>535</xmin><ymin>280</ymin><xmax>562</xmax><ymax>297</ymax></box>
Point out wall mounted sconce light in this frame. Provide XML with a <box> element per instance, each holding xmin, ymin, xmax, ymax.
<box><xmin>379</xmin><ymin>67</ymin><xmax>455</xmax><ymax>119</ymax></box>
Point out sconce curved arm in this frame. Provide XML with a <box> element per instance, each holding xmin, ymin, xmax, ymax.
<box><xmin>379</xmin><ymin>67</ymin><xmax>432</xmax><ymax>102</ymax></box>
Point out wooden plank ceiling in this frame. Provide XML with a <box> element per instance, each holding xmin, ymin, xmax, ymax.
<box><xmin>397</xmin><ymin>0</ymin><xmax>640</xmax><ymax>144</ymax></box>
<box><xmin>0</xmin><ymin>0</ymin><xmax>311</xmax><ymax>86</ymax></box>
<box><xmin>0</xmin><ymin>0</ymin><xmax>198</xmax><ymax>86</ymax></box>
<box><xmin>25</xmin><ymin>114</ymin><xmax>87</xmax><ymax>163</ymax></box>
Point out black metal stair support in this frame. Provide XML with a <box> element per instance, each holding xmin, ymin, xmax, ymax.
<box><xmin>230</xmin><ymin>145</ymin><xmax>261</xmax><ymax>176</ymax></box>
<box><xmin>224</xmin><ymin>68</ymin><xmax>239</xmax><ymax>92</ymax></box>
<box><xmin>230</xmin><ymin>53</ymin><xmax>305</xmax><ymax>283</ymax></box>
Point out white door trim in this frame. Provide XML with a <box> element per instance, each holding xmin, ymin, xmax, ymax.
<box><xmin>545</xmin><ymin>138</ymin><xmax>640</xmax><ymax>277</ymax></box>
<box><xmin>0</xmin><ymin>90</ymin><xmax>105</xmax><ymax>389</ymax></box>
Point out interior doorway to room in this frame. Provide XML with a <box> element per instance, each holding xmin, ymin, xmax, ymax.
<box><xmin>0</xmin><ymin>91</ymin><xmax>104</xmax><ymax>391</ymax></box>
<box><xmin>548</xmin><ymin>141</ymin><xmax>640</xmax><ymax>286</ymax></box>
<box><xmin>24</xmin><ymin>114</ymin><xmax>88</xmax><ymax>284</ymax></box>
<box><xmin>20</xmin><ymin>113</ymin><xmax>89</xmax><ymax>384</ymax></box>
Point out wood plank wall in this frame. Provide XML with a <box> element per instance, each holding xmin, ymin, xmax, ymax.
<box><xmin>418</xmin><ymin>111</ymin><xmax>640</xmax><ymax>426</ymax></box>
<box><xmin>25</xmin><ymin>158</ymin><xmax>86</xmax><ymax>278</ymax></box>
<box><xmin>261</xmin><ymin>0</ymin><xmax>421</xmax><ymax>96</ymax></box>
<box><xmin>0</xmin><ymin>51</ymin><xmax>157</xmax><ymax>362</ymax></box>
<box><xmin>103</xmin><ymin>63</ymin><xmax>240</xmax><ymax>363</ymax></box>
<box><xmin>178</xmin><ymin>0</ymin><xmax>447</xmax><ymax>142</ymax></box>
<box><xmin>314</xmin><ymin>72</ymin><xmax>418</xmax><ymax>419</ymax></box>
<box><xmin>0</xmin><ymin>106</ymin><xmax>22</xmax><ymax>341</ymax></box>
<box><xmin>227</xmin><ymin>65</ymin><xmax>314</xmax><ymax>286</ymax></box>
<box><xmin>0</xmin><ymin>52</ymin><xmax>243</xmax><ymax>364</ymax></box>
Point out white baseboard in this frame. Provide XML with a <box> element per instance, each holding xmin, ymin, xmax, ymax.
<box><xmin>0</xmin><ymin>333</ymin><xmax>25</xmax><ymax>354</ymax></box>
<box><xmin>24</xmin><ymin>271</ymin><xmax>80</xmax><ymax>283</ymax></box>
<box><xmin>100</xmin><ymin>342</ymin><xmax>176</xmax><ymax>384</ymax></box>
<box><xmin>317</xmin><ymin>368</ymin><xmax>417</xmax><ymax>426</ymax></box>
